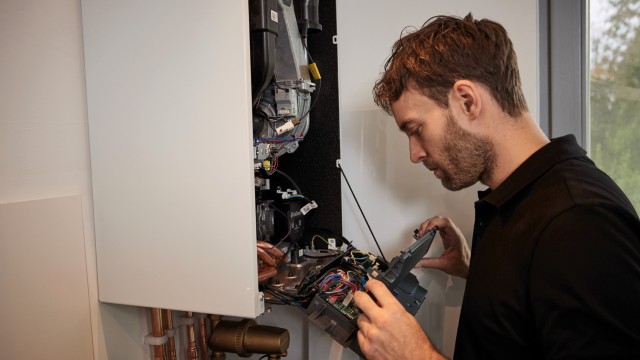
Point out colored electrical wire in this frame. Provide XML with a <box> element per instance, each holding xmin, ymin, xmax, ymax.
<box><xmin>268</xmin><ymin>155</ymin><xmax>278</xmax><ymax>175</ymax></box>
<box><xmin>311</xmin><ymin>234</ymin><xmax>330</xmax><ymax>249</ymax></box>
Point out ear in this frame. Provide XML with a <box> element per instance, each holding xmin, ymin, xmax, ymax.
<box><xmin>450</xmin><ymin>80</ymin><xmax>481</xmax><ymax>120</ymax></box>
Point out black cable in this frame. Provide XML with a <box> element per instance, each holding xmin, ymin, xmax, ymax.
<box><xmin>274</xmin><ymin>169</ymin><xmax>302</xmax><ymax>194</ymax></box>
<box><xmin>275</xmin><ymin>237</ymin><xmax>296</xmax><ymax>270</ymax></box>
<box><xmin>337</xmin><ymin>162</ymin><xmax>387</xmax><ymax>262</ymax></box>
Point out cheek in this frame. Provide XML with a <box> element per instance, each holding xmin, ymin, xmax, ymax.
<box><xmin>420</xmin><ymin>132</ymin><xmax>443</xmax><ymax>156</ymax></box>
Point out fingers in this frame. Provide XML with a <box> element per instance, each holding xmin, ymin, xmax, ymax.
<box><xmin>356</xmin><ymin>329</ymin><xmax>373</xmax><ymax>358</ymax></box>
<box><xmin>356</xmin><ymin>310</ymin><xmax>372</xmax><ymax>332</ymax></box>
<box><xmin>354</xmin><ymin>289</ymin><xmax>377</xmax><ymax>316</ymax></box>
<box><xmin>363</xmin><ymin>279</ymin><xmax>398</xmax><ymax>308</ymax></box>
<box><xmin>415</xmin><ymin>257</ymin><xmax>447</xmax><ymax>271</ymax></box>
<box><xmin>418</xmin><ymin>215</ymin><xmax>452</xmax><ymax>236</ymax></box>
<box><xmin>419</xmin><ymin>216</ymin><xmax>466</xmax><ymax>249</ymax></box>
<box><xmin>414</xmin><ymin>215</ymin><xmax>471</xmax><ymax>279</ymax></box>
<box><xmin>354</xmin><ymin>279</ymin><xmax>399</xmax><ymax>319</ymax></box>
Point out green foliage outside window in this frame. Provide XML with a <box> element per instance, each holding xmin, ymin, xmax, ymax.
<box><xmin>590</xmin><ymin>0</ymin><xmax>640</xmax><ymax>211</ymax></box>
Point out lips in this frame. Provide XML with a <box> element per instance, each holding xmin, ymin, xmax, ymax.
<box><xmin>423</xmin><ymin>162</ymin><xmax>437</xmax><ymax>171</ymax></box>
<box><xmin>424</xmin><ymin>162</ymin><xmax>442</xmax><ymax>179</ymax></box>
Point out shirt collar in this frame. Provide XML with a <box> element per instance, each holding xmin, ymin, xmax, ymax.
<box><xmin>477</xmin><ymin>134</ymin><xmax>587</xmax><ymax>208</ymax></box>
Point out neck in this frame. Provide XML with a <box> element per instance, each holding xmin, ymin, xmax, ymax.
<box><xmin>483</xmin><ymin>113</ymin><xmax>549</xmax><ymax>189</ymax></box>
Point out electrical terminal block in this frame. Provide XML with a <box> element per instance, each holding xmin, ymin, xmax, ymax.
<box><xmin>254</xmin><ymin>143</ymin><xmax>272</xmax><ymax>161</ymax></box>
<box><xmin>275</xmin><ymin>88</ymin><xmax>298</xmax><ymax>117</ymax></box>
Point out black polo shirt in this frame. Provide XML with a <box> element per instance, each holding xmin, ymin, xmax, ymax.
<box><xmin>454</xmin><ymin>135</ymin><xmax>640</xmax><ymax>359</ymax></box>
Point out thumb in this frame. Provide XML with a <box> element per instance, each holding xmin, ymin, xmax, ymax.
<box><xmin>415</xmin><ymin>257</ymin><xmax>447</xmax><ymax>271</ymax></box>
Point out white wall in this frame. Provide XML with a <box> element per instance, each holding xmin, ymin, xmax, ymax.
<box><xmin>0</xmin><ymin>1</ymin><xmax>158</xmax><ymax>359</ymax></box>
<box><xmin>0</xmin><ymin>0</ymin><xmax>107</xmax><ymax>358</ymax></box>
<box><xmin>0</xmin><ymin>196</ymin><xmax>94</xmax><ymax>360</ymax></box>
<box><xmin>337</xmin><ymin>1</ymin><xmax>539</xmax><ymax>357</ymax></box>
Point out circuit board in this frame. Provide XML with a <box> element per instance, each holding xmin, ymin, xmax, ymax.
<box><xmin>314</xmin><ymin>250</ymin><xmax>384</xmax><ymax>320</ymax></box>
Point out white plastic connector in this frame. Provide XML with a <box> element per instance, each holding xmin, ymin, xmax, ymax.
<box><xmin>180</xmin><ymin>316</ymin><xmax>195</xmax><ymax>326</ymax></box>
<box><xmin>277</xmin><ymin>188</ymin><xmax>298</xmax><ymax>199</ymax></box>
<box><xmin>336</xmin><ymin>159</ymin><xmax>342</xmax><ymax>168</ymax></box>
<box><xmin>342</xmin><ymin>292</ymin><xmax>354</xmax><ymax>306</ymax></box>
<box><xmin>301</xmin><ymin>200</ymin><xmax>318</xmax><ymax>215</ymax></box>
<box><xmin>276</xmin><ymin>120</ymin><xmax>295</xmax><ymax>135</ymax></box>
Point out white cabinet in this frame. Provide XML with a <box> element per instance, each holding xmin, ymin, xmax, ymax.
<box><xmin>81</xmin><ymin>0</ymin><xmax>263</xmax><ymax>317</ymax></box>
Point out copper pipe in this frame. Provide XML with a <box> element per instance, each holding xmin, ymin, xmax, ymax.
<box><xmin>163</xmin><ymin>309</ymin><xmax>177</xmax><ymax>360</ymax></box>
<box><xmin>209</xmin><ymin>314</ymin><xmax>222</xmax><ymax>330</ymax></box>
<box><xmin>150</xmin><ymin>308</ymin><xmax>166</xmax><ymax>360</ymax></box>
<box><xmin>209</xmin><ymin>315</ymin><xmax>226</xmax><ymax>360</ymax></box>
<box><xmin>258</xmin><ymin>266</ymin><xmax>278</xmax><ymax>282</ymax></box>
<box><xmin>199</xmin><ymin>318</ymin><xmax>209</xmax><ymax>360</ymax></box>
<box><xmin>186</xmin><ymin>312</ymin><xmax>199</xmax><ymax>360</ymax></box>
<box><xmin>257</xmin><ymin>241</ymin><xmax>288</xmax><ymax>282</ymax></box>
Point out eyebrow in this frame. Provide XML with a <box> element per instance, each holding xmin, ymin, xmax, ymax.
<box><xmin>398</xmin><ymin>119</ymin><xmax>417</xmax><ymax>133</ymax></box>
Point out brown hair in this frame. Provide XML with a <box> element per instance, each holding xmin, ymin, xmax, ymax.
<box><xmin>373</xmin><ymin>13</ymin><xmax>528</xmax><ymax>117</ymax></box>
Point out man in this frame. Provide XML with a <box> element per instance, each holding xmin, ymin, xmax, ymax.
<box><xmin>353</xmin><ymin>13</ymin><xmax>640</xmax><ymax>359</ymax></box>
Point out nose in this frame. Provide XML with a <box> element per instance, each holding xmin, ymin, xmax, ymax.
<box><xmin>408</xmin><ymin>136</ymin><xmax>426</xmax><ymax>163</ymax></box>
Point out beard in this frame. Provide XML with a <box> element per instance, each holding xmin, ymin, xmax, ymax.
<box><xmin>428</xmin><ymin>112</ymin><xmax>496</xmax><ymax>191</ymax></box>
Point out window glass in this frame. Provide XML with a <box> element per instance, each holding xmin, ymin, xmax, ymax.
<box><xmin>589</xmin><ymin>0</ymin><xmax>640</xmax><ymax>210</ymax></box>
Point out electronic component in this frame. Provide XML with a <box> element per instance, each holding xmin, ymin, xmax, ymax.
<box><xmin>300</xmin><ymin>230</ymin><xmax>437</xmax><ymax>356</ymax></box>
<box><xmin>367</xmin><ymin>229</ymin><xmax>437</xmax><ymax>315</ymax></box>
<box><xmin>250</xmin><ymin>0</ymin><xmax>316</xmax><ymax>170</ymax></box>
<box><xmin>303</xmin><ymin>251</ymin><xmax>382</xmax><ymax>348</ymax></box>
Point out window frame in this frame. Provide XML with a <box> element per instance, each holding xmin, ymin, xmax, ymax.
<box><xmin>539</xmin><ymin>0</ymin><xmax>589</xmax><ymax>148</ymax></box>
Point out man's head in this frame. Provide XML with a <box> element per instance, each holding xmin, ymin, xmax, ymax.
<box><xmin>373</xmin><ymin>13</ymin><xmax>528</xmax><ymax>118</ymax></box>
<box><xmin>376</xmin><ymin>14</ymin><xmax>532</xmax><ymax>190</ymax></box>
<box><xmin>392</xmin><ymin>84</ymin><xmax>496</xmax><ymax>191</ymax></box>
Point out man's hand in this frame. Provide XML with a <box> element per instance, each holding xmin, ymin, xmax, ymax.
<box><xmin>415</xmin><ymin>216</ymin><xmax>470</xmax><ymax>279</ymax></box>
<box><xmin>354</xmin><ymin>279</ymin><xmax>444</xmax><ymax>360</ymax></box>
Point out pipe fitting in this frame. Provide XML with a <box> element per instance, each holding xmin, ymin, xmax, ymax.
<box><xmin>209</xmin><ymin>319</ymin><xmax>289</xmax><ymax>358</ymax></box>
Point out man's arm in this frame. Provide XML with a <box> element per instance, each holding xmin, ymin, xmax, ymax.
<box><xmin>530</xmin><ymin>205</ymin><xmax>640</xmax><ymax>358</ymax></box>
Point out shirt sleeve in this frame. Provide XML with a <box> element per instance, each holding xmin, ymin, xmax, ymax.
<box><xmin>529</xmin><ymin>204</ymin><xmax>640</xmax><ymax>359</ymax></box>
